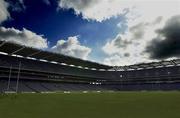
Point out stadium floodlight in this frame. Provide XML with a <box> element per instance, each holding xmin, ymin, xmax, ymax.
<box><xmin>107</xmin><ymin>69</ymin><xmax>115</xmax><ymax>71</ymax></box>
<box><xmin>11</xmin><ymin>54</ymin><xmax>17</xmax><ymax>57</ymax></box>
<box><xmin>77</xmin><ymin>66</ymin><xmax>83</xmax><ymax>68</ymax></box>
<box><xmin>146</xmin><ymin>66</ymin><xmax>154</xmax><ymax>69</ymax></box>
<box><xmin>99</xmin><ymin>69</ymin><xmax>105</xmax><ymax>71</ymax></box>
<box><xmin>91</xmin><ymin>68</ymin><xmax>96</xmax><ymax>70</ymax></box>
<box><xmin>15</xmin><ymin>55</ymin><xmax>23</xmax><ymax>58</ymax></box>
<box><xmin>26</xmin><ymin>57</ymin><xmax>32</xmax><ymax>59</ymax></box>
<box><xmin>39</xmin><ymin>59</ymin><xmax>48</xmax><ymax>62</ymax></box>
<box><xmin>26</xmin><ymin>57</ymin><xmax>36</xmax><ymax>60</ymax></box>
<box><xmin>0</xmin><ymin>51</ymin><xmax>8</xmax><ymax>55</ymax></box>
<box><xmin>12</xmin><ymin>54</ymin><xmax>23</xmax><ymax>58</ymax></box>
<box><xmin>69</xmin><ymin>64</ymin><xmax>75</xmax><ymax>67</ymax></box>
<box><xmin>50</xmin><ymin>61</ymin><xmax>58</xmax><ymax>64</ymax></box>
<box><xmin>60</xmin><ymin>63</ymin><xmax>67</xmax><ymax>66</ymax></box>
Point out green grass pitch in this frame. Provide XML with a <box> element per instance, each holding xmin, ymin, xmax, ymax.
<box><xmin>0</xmin><ymin>91</ymin><xmax>180</xmax><ymax>118</ymax></box>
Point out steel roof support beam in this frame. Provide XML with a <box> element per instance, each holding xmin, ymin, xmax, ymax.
<box><xmin>52</xmin><ymin>58</ymin><xmax>63</xmax><ymax>63</ymax></box>
<box><xmin>27</xmin><ymin>50</ymin><xmax>41</xmax><ymax>57</ymax></box>
<box><xmin>149</xmin><ymin>63</ymin><xmax>156</xmax><ymax>68</ymax></box>
<box><xmin>42</xmin><ymin>54</ymin><xmax>55</xmax><ymax>60</ymax></box>
<box><xmin>10</xmin><ymin>46</ymin><xmax>25</xmax><ymax>55</ymax></box>
<box><xmin>158</xmin><ymin>61</ymin><xmax>166</xmax><ymax>67</ymax></box>
<box><xmin>173</xmin><ymin>59</ymin><xmax>180</xmax><ymax>64</ymax></box>
<box><xmin>123</xmin><ymin>66</ymin><xmax>129</xmax><ymax>71</ymax></box>
<box><xmin>138</xmin><ymin>65</ymin><xmax>147</xmax><ymax>69</ymax></box>
<box><xmin>129</xmin><ymin>66</ymin><xmax>138</xmax><ymax>70</ymax></box>
<box><xmin>0</xmin><ymin>41</ymin><xmax>6</xmax><ymax>47</ymax></box>
<box><xmin>171</xmin><ymin>60</ymin><xmax>177</xmax><ymax>66</ymax></box>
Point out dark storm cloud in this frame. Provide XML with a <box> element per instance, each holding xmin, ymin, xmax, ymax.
<box><xmin>146</xmin><ymin>15</ymin><xmax>180</xmax><ymax>59</ymax></box>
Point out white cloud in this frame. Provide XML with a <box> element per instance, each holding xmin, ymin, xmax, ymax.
<box><xmin>59</xmin><ymin>0</ymin><xmax>180</xmax><ymax>22</ymax></box>
<box><xmin>59</xmin><ymin>0</ymin><xmax>132</xmax><ymax>22</ymax></box>
<box><xmin>0</xmin><ymin>0</ymin><xmax>10</xmax><ymax>23</ymax></box>
<box><xmin>103</xmin><ymin>54</ymin><xmax>151</xmax><ymax>66</ymax></box>
<box><xmin>52</xmin><ymin>36</ymin><xmax>91</xmax><ymax>60</ymax></box>
<box><xmin>102</xmin><ymin>0</ymin><xmax>180</xmax><ymax>66</ymax></box>
<box><xmin>0</xmin><ymin>27</ymin><xmax>48</xmax><ymax>49</ymax></box>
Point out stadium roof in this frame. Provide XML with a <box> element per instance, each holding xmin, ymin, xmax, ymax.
<box><xmin>0</xmin><ymin>40</ymin><xmax>112</xmax><ymax>70</ymax></box>
<box><xmin>1</xmin><ymin>40</ymin><xmax>180</xmax><ymax>71</ymax></box>
<box><xmin>113</xmin><ymin>59</ymin><xmax>180</xmax><ymax>71</ymax></box>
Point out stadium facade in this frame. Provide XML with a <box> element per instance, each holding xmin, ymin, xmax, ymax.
<box><xmin>0</xmin><ymin>40</ymin><xmax>180</xmax><ymax>93</ymax></box>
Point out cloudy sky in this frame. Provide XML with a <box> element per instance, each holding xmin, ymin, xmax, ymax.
<box><xmin>0</xmin><ymin>0</ymin><xmax>180</xmax><ymax>66</ymax></box>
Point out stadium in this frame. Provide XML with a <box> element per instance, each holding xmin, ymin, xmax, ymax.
<box><xmin>1</xmin><ymin>40</ymin><xmax>180</xmax><ymax>93</ymax></box>
<box><xmin>0</xmin><ymin>40</ymin><xmax>180</xmax><ymax>118</ymax></box>
<box><xmin>0</xmin><ymin>0</ymin><xmax>180</xmax><ymax>118</ymax></box>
